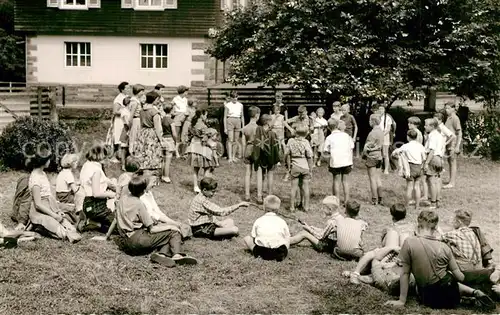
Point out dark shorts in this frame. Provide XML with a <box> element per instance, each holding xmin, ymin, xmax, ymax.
<box><xmin>83</xmin><ymin>197</ymin><xmax>114</xmax><ymax>230</ymax></box>
<box><xmin>329</xmin><ymin>165</ymin><xmax>352</xmax><ymax>176</ymax></box>
<box><xmin>365</xmin><ymin>157</ymin><xmax>382</xmax><ymax>169</ymax></box>
<box><xmin>243</xmin><ymin>144</ymin><xmax>254</xmax><ymax>165</ymax></box>
<box><xmin>313</xmin><ymin>238</ymin><xmax>336</xmax><ymax>253</ymax></box>
<box><xmin>56</xmin><ymin>191</ymin><xmax>75</xmax><ymax>204</ymax></box>
<box><xmin>418</xmin><ymin>273</ymin><xmax>460</xmax><ymax>309</ymax></box>
<box><xmin>425</xmin><ymin>156</ymin><xmax>443</xmax><ymax>176</ymax></box>
<box><xmin>409</xmin><ymin>163</ymin><xmax>422</xmax><ymax>180</ymax></box>
<box><xmin>253</xmin><ymin>244</ymin><xmax>288</xmax><ymax>262</ymax></box>
<box><xmin>119</xmin><ymin>125</ymin><xmax>129</xmax><ymax>147</ymax></box>
<box><xmin>119</xmin><ymin>228</ymin><xmax>182</xmax><ymax>257</ymax></box>
<box><xmin>191</xmin><ymin>223</ymin><xmax>218</xmax><ymax>239</ymax></box>
<box><xmin>333</xmin><ymin>247</ymin><xmax>364</xmax><ymax>261</ymax></box>
<box><xmin>290</xmin><ymin>165</ymin><xmax>311</xmax><ymax>180</ymax></box>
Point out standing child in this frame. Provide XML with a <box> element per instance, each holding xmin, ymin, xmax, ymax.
<box><xmin>310</xmin><ymin>107</ymin><xmax>328</xmax><ymax>167</ymax></box>
<box><xmin>363</xmin><ymin>114</ymin><xmax>384</xmax><ymax>205</ymax></box>
<box><xmin>55</xmin><ymin>153</ymin><xmax>85</xmax><ymax>222</ymax></box>
<box><xmin>111</xmin><ymin>81</ymin><xmax>129</xmax><ymax>162</ymax></box>
<box><xmin>423</xmin><ymin>118</ymin><xmax>445</xmax><ymax>209</ymax></box>
<box><xmin>185</xmin><ymin>108</ymin><xmax>219</xmax><ymax>193</ymax></box>
<box><xmin>223</xmin><ymin>91</ymin><xmax>245</xmax><ymax>163</ymax></box>
<box><xmin>270</xmin><ymin>104</ymin><xmax>286</xmax><ymax>159</ymax></box>
<box><xmin>119</xmin><ymin>96</ymin><xmax>132</xmax><ymax>171</ymax></box>
<box><xmin>180</xmin><ymin>99</ymin><xmax>197</xmax><ymax>151</ymax></box>
<box><xmin>330</xmin><ymin>101</ymin><xmax>343</xmax><ymax>121</ymax></box>
<box><xmin>243</xmin><ymin>195</ymin><xmax>290</xmax><ymax>262</ymax></box>
<box><xmin>172</xmin><ymin>85</ymin><xmax>189</xmax><ymax>158</ymax></box>
<box><xmin>391</xmin><ymin>130</ymin><xmax>426</xmax><ymax>210</ymax></box>
<box><xmin>161</xmin><ymin>103</ymin><xmax>176</xmax><ymax>183</ymax></box>
<box><xmin>188</xmin><ymin>177</ymin><xmax>250</xmax><ymax>240</ymax></box>
<box><xmin>242</xmin><ymin>106</ymin><xmax>261</xmax><ymax>201</ymax></box>
<box><xmin>323</xmin><ymin>118</ymin><xmax>354</xmax><ymax>205</ymax></box>
<box><xmin>128</xmin><ymin>84</ymin><xmax>145</xmax><ymax>155</ymax></box>
<box><xmin>27</xmin><ymin>151</ymin><xmax>82</xmax><ymax>243</ymax></box>
<box><xmin>284</xmin><ymin>125</ymin><xmax>313</xmax><ymax>211</ymax></box>
<box><xmin>408</xmin><ymin>116</ymin><xmax>423</xmax><ymax>144</ymax></box>
<box><xmin>340</xmin><ymin>104</ymin><xmax>358</xmax><ymax>140</ymax></box>
<box><xmin>443</xmin><ymin>103</ymin><xmax>462</xmax><ymax>189</ymax></box>
<box><xmin>252</xmin><ymin>114</ymin><xmax>281</xmax><ymax>204</ymax></box>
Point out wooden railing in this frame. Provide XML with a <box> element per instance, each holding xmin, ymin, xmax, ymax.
<box><xmin>0</xmin><ymin>82</ymin><xmax>27</xmax><ymax>93</ymax></box>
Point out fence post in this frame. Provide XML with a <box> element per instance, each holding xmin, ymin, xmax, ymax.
<box><xmin>9</xmin><ymin>82</ymin><xmax>12</xmax><ymax>93</ymax></box>
<box><xmin>207</xmin><ymin>88</ymin><xmax>211</xmax><ymax>107</ymax></box>
<box><xmin>49</xmin><ymin>86</ymin><xmax>58</xmax><ymax>122</ymax></box>
<box><xmin>37</xmin><ymin>87</ymin><xmax>43</xmax><ymax>118</ymax></box>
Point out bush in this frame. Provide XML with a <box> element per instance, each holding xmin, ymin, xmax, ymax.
<box><xmin>464</xmin><ymin>110</ymin><xmax>500</xmax><ymax>160</ymax></box>
<box><xmin>0</xmin><ymin>117</ymin><xmax>76</xmax><ymax>171</ymax></box>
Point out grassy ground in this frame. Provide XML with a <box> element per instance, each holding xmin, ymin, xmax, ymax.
<box><xmin>0</xmin><ymin>120</ymin><xmax>499</xmax><ymax>314</ymax></box>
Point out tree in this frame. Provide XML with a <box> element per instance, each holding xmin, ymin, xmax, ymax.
<box><xmin>0</xmin><ymin>0</ymin><xmax>25</xmax><ymax>82</ymax></box>
<box><xmin>207</xmin><ymin>0</ymin><xmax>500</xmax><ymax>107</ymax></box>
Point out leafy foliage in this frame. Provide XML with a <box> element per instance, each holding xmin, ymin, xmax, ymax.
<box><xmin>208</xmin><ymin>0</ymin><xmax>500</xmax><ymax>105</ymax></box>
<box><xmin>0</xmin><ymin>116</ymin><xmax>76</xmax><ymax>171</ymax></box>
<box><xmin>0</xmin><ymin>0</ymin><xmax>25</xmax><ymax>81</ymax></box>
<box><xmin>464</xmin><ymin>110</ymin><xmax>500</xmax><ymax>160</ymax></box>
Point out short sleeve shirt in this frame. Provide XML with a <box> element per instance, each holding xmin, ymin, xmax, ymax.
<box><xmin>80</xmin><ymin>161</ymin><xmax>109</xmax><ymax>197</ymax></box>
<box><xmin>397</xmin><ymin>141</ymin><xmax>426</xmax><ymax>164</ymax></box>
<box><xmin>340</xmin><ymin>114</ymin><xmax>356</xmax><ymax>138</ymax></box>
<box><xmin>55</xmin><ymin>169</ymin><xmax>75</xmax><ymax>193</ymax></box>
<box><xmin>116</xmin><ymin>192</ymin><xmax>154</xmax><ymax>235</ymax></box>
<box><xmin>333</xmin><ymin>213</ymin><xmax>368</xmax><ymax>250</ymax></box>
<box><xmin>425</xmin><ymin>129</ymin><xmax>445</xmax><ymax>157</ymax></box>
<box><xmin>29</xmin><ymin>169</ymin><xmax>52</xmax><ymax>198</ymax></box>
<box><xmin>285</xmin><ymin>137</ymin><xmax>313</xmax><ymax>169</ymax></box>
<box><xmin>323</xmin><ymin>130</ymin><xmax>354</xmax><ymax>168</ymax></box>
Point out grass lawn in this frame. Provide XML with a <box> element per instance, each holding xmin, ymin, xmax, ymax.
<box><xmin>0</xmin><ymin>120</ymin><xmax>499</xmax><ymax>314</ymax></box>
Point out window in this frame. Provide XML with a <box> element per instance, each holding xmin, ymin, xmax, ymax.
<box><xmin>65</xmin><ymin>42</ymin><xmax>91</xmax><ymax>67</ymax></box>
<box><xmin>137</xmin><ymin>0</ymin><xmax>162</xmax><ymax>7</ymax></box>
<box><xmin>48</xmin><ymin>0</ymin><xmax>100</xmax><ymax>9</ymax></box>
<box><xmin>140</xmin><ymin>44</ymin><xmax>168</xmax><ymax>69</ymax></box>
<box><xmin>121</xmin><ymin>0</ymin><xmax>177</xmax><ymax>10</ymax></box>
<box><xmin>64</xmin><ymin>0</ymin><xmax>86</xmax><ymax>4</ymax></box>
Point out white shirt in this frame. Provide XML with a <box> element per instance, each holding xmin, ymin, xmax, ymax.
<box><xmin>225</xmin><ymin>101</ymin><xmax>243</xmax><ymax>118</ymax></box>
<box><xmin>28</xmin><ymin>169</ymin><xmax>52</xmax><ymax>198</ymax></box>
<box><xmin>379</xmin><ymin>114</ymin><xmax>394</xmax><ymax>143</ymax></box>
<box><xmin>172</xmin><ymin>95</ymin><xmax>188</xmax><ymax>114</ymax></box>
<box><xmin>55</xmin><ymin>168</ymin><xmax>75</xmax><ymax>193</ymax></box>
<box><xmin>113</xmin><ymin>93</ymin><xmax>126</xmax><ymax>107</ymax></box>
<box><xmin>425</xmin><ymin>129</ymin><xmax>445</xmax><ymax>157</ymax></box>
<box><xmin>141</xmin><ymin>191</ymin><xmax>169</xmax><ymax>222</ymax></box>
<box><xmin>313</xmin><ymin>117</ymin><xmax>328</xmax><ymax>128</ymax></box>
<box><xmin>438</xmin><ymin>122</ymin><xmax>453</xmax><ymax>152</ymax></box>
<box><xmin>251</xmin><ymin>212</ymin><xmax>290</xmax><ymax>249</ymax></box>
<box><xmin>323</xmin><ymin>130</ymin><xmax>354</xmax><ymax>168</ymax></box>
<box><xmin>394</xmin><ymin>141</ymin><xmax>426</xmax><ymax>164</ymax></box>
<box><xmin>80</xmin><ymin>161</ymin><xmax>109</xmax><ymax>197</ymax></box>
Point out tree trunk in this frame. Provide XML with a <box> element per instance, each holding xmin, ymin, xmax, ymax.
<box><xmin>49</xmin><ymin>87</ymin><xmax>58</xmax><ymax>122</ymax></box>
<box><xmin>424</xmin><ymin>88</ymin><xmax>437</xmax><ymax>112</ymax></box>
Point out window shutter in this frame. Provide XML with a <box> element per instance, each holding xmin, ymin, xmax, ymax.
<box><xmin>121</xmin><ymin>0</ymin><xmax>133</xmax><ymax>8</ymax></box>
<box><xmin>88</xmin><ymin>0</ymin><xmax>101</xmax><ymax>8</ymax></box>
<box><xmin>47</xmin><ymin>0</ymin><xmax>59</xmax><ymax>7</ymax></box>
<box><xmin>164</xmin><ymin>0</ymin><xmax>177</xmax><ymax>9</ymax></box>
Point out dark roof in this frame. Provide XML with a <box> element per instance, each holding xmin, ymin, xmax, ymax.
<box><xmin>15</xmin><ymin>0</ymin><xmax>221</xmax><ymax>37</ymax></box>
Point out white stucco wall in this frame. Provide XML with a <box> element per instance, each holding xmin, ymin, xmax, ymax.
<box><xmin>29</xmin><ymin>35</ymin><xmax>205</xmax><ymax>86</ymax></box>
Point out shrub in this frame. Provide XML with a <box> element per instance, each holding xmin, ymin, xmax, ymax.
<box><xmin>0</xmin><ymin>116</ymin><xmax>76</xmax><ymax>171</ymax></box>
<box><xmin>464</xmin><ymin>110</ymin><xmax>500</xmax><ymax>160</ymax></box>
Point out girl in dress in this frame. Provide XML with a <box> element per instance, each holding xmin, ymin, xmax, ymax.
<box><xmin>311</xmin><ymin>107</ymin><xmax>328</xmax><ymax>167</ymax></box>
<box><xmin>80</xmin><ymin>142</ymin><xmax>117</xmax><ymax>233</ymax></box>
<box><xmin>186</xmin><ymin>108</ymin><xmax>219</xmax><ymax>193</ymax></box>
<box><xmin>180</xmin><ymin>99</ymin><xmax>197</xmax><ymax>155</ymax></box>
<box><xmin>271</xmin><ymin>104</ymin><xmax>286</xmax><ymax>160</ymax></box>
<box><xmin>128</xmin><ymin>84</ymin><xmax>145</xmax><ymax>155</ymax></box>
<box><xmin>111</xmin><ymin>81</ymin><xmax>129</xmax><ymax>162</ymax></box>
<box><xmin>133</xmin><ymin>91</ymin><xmax>165</xmax><ymax>185</ymax></box>
<box><xmin>27</xmin><ymin>151</ymin><xmax>81</xmax><ymax>243</ymax></box>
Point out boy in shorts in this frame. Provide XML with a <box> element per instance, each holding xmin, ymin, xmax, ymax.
<box><xmin>284</xmin><ymin>125</ymin><xmax>313</xmax><ymax>212</ymax></box>
<box><xmin>188</xmin><ymin>177</ymin><xmax>250</xmax><ymax>240</ymax></box>
<box><xmin>290</xmin><ymin>196</ymin><xmax>340</xmax><ymax>254</ymax></box>
<box><xmin>172</xmin><ymin>85</ymin><xmax>189</xmax><ymax>158</ymax></box>
<box><xmin>391</xmin><ymin>130</ymin><xmax>426</xmax><ymax>210</ymax></box>
<box><xmin>423</xmin><ymin>118</ymin><xmax>445</xmax><ymax>209</ymax></box>
<box><xmin>224</xmin><ymin>91</ymin><xmax>244</xmax><ymax>163</ymax></box>
<box><xmin>241</xmin><ymin>106</ymin><xmax>261</xmax><ymax>201</ymax></box>
<box><xmin>363</xmin><ymin>114</ymin><xmax>384</xmax><ymax>205</ymax></box>
<box><xmin>161</xmin><ymin>103</ymin><xmax>176</xmax><ymax>183</ymax></box>
<box><xmin>340</xmin><ymin>104</ymin><xmax>358</xmax><ymax>140</ymax></box>
<box><xmin>408</xmin><ymin>116</ymin><xmax>423</xmax><ymax>144</ymax></box>
<box><xmin>243</xmin><ymin>195</ymin><xmax>290</xmax><ymax>262</ymax></box>
<box><xmin>323</xmin><ymin>118</ymin><xmax>355</xmax><ymax>205</ymax></box>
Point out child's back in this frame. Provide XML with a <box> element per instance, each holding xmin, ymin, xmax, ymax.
<box><xmin>336</xmin><ymin>215</ymin><xmax>368</xmax><ymax>250</ymax></box>
<box><xmin>286</xmin><ymin>137</ymin><xmax>312</xmax><ymax>171</ymax></box>
<box><xmin>242</xmin><ymin>121</ymin><xmax>259</xmax><ymax>144</ymax></box>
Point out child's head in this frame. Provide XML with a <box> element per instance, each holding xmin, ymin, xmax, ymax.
<box><xmin>338</xmin><ymin>120</ymin><xmax>346</xmax><ymax>131</ymax></box>
<box><xmin>295</xmin><ymin>125</ymin><xmax>309</xmax><ymax>138</ymax></box>
<box><xmin>163</xmin><ymin>103</ymin><xmax>173</xmax><ymax>114</ymax></box>
<box><xmin>275</xmin><ymin>91</ymin><xmax>283</xmax><ymax>102</ymax></box>
<box><xmin>445</xmin><ymin>102</ymin><xmax>456</xmax><ymax>115</ymax></box>
<box><xmin>417</xmin><ymin>210</ymin><xmax>439</xmax><ymax>231</ymax></box>
<box><xmin>369</xmin><ymin>114</ymin><xmax>381</xmax><ymax>127</ymax></box>
<box><xmin>332</xmin><ymin>101</ymin><xmax>341</xmax><ymax>112</ymax></box>
<box><xmin>200</xmin><ymin>177</ymin><xmax>218</xmax><ymax>198</ymax></box>
<box><xmin>249</xmin><ymin>106</ymin><xmax>261</xmax><ymax>119</ymax></box>
<box><xmin>123</xmin><ymin>96</ymin><xmax>131</xmax><ymax>107</ymax></box>
<box><xmin>60</xmin><ymin>153</ymin><xmax>79</xmax><ymax>169</ymax></box>
<box><xmin>390</xmin><ymin>203</ymin><xmax>407</xmax><ymax>222</ymax></box>
<box><xmin>145</xmin><ymin>91</ymin><xmax>161</xmax><ymax>105</ymax></box>
<box><xmin>424</xmin><ymin>118</ymin><xmax>438</xmax><ymax>133</ymax></box>
<box><xmin>229</xmin><ymin>90</ymin><xmax>238</xmax><ymax>102</ymax></box>
<box><xmin>321</xmin><ymin>195</ymin><xmax>339</xmax><ymax>215</ymax></box>
<box><xmin>272</xmin><ymin>104</ymin><xmax>280</xmax><ymax>114</ymax></box>
<box><xmin>341</xmin><ymin>104</ymin><xmax>350</xmax><ymax>115</ymax></box>
<box><xmin>328</xmin><ymin>118</ymin><xmax>339</xmax><ymax>131</ymax></box>
<box><xmin>85</xmin><ymin>142</ymin><xmax>110</xmax><ymax>163</ymax></box>
<box><xmin>125</xmin><ymin>156</ymin><xmax>141</xmax><ymax>173</ymax></box>
<box><xmin>118</xmin><ymin>81</ymin><xmax>129</xmax><ymax>94</ymax></box>
<box><xmin>316</xmin><ymin>107</ymin><xmax>325</xmax><ymax>117</ymax></box>
<box><xmin>297</xmin><ymin>105</ymin><xmax>308</xmax><ymax>119</ymax></box>
<box><xmin>132</xmin><ymin>84</ymin><xmax>145</xmax><ymax>96</ymax></box>
<box><xmin>310</xmin><ymin>111</ymin><xmax>317</xmax><ymax>119</ymax></box>
<box><xmin>407</xmin><ymin>129</ymin><xmax>418</xmax><ymax>142</ymax></box>
<box><xmin>26</xmin><ymin>149</ymin><xmax>52</xmax><ymax>171</ymax></box>
<box><xmin>259</xmin><ymin>114</ymin><xmax>273</xmax><ymax>127</ymax></box>
<box><xmin>433</xmin><ymin>112</ymin><xmax>445</xmax><ymax>123</ymax></box>
<box><xmin>453</xmin><ymin>210</ymin><xmax>472</xmax><ymax>229</ymax></box>
<box><xmin>263</xmin><ymin>195</ymin><xmax>281</xmax><ymax>212</ymax></box>
<box><xmin>188</xmin><ymin>99</ymin><xmax>195</xmax><ymax>107</ymax></box>
<box><xmin>128</xmin><ymin>172</ymin><xmax>148</xmax><ymax>198</ymax></box>
<box><xmin>206</xmin><ymin>128</ymin><xmax>218</xmax><ymax>140</ymax></box>
<box><xmin>177</xmin><ymin>85</ymin><xmax>189</xmax><ymax>96</ymax></box>
<box><xmin>407</xmin><ymin>116</ymin><xmax>421</xmax><ymax>130</ymax></box>
<box><xmin>377</xmin><ymin>103</ymin><xmax>387</xmax><ymax>114</ymax></box>
<box><xmin>345</xmin><ymin>200</ymin><xmax>361</xmax><ymax>218</ymax></box>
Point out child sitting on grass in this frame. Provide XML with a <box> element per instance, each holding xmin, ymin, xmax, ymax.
<box><xmin>188</xmin><ymin>177</ymin><xmax>250</xmax><ymax>240</ymax></box>
<box><xmin>0</xmin><ymin>221</ymin><xmax>40</xmax><ymax>248</ymax></box>
<box><xmin>55</xmin><ymin>153</ymin><xmax>85</xmax><ymax>223</ymax></box>
<box><xmin>243</xmin><ymin>195</ymin><xmax>290</xmax><ymax>262</ymax></box>
<box><xmin>116</xmin><ymin>172</ymin><xmax>197</xmax><ymax>267</ymax></box>
<box><xmin>290</xmin><ymin>195</ymin><xmax>340</xmax><ymax>255</ymax></box>
<box><xmin>284</xmin><ymin>125</ymin><xmax>313</xmax><ymax>212</ymax></box>
<box><xmin>116</xmin><ymin>156</ymin><xmax>141</xmax><ymax>200</ymax></box>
